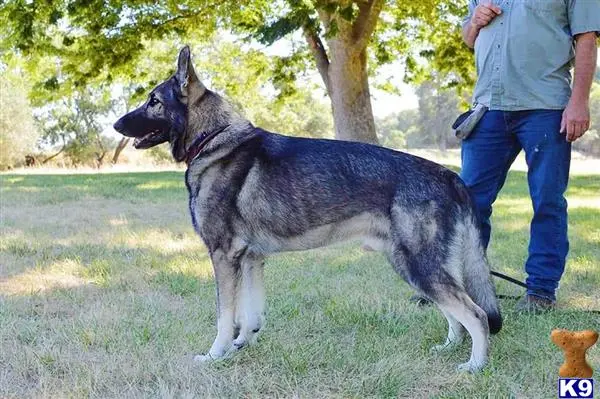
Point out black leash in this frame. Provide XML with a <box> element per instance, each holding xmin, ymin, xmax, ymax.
<box><xmin>491</xmin><ymin>270</ymin><xmax>528</xmax><ymax>289</ymax></box>
<box><xmin>490</xmin><ymin>270</ymin><xmax>527</xmax><ymax>299</ymax></box>
<box><xmin>490</xmin><ymin>271</ymin><xmax>600</xmax><ymax>313</ymax></box>
<box><xmin>490</xmin><ymin>270</ymin><xmax>526</xmax><ymax>300</ymax></box>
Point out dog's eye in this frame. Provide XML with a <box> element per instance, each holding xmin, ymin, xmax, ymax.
<box><xmin>148</xmin><ymin>97</ymin><xmax>160</xmax><ymax>107</ymax></box>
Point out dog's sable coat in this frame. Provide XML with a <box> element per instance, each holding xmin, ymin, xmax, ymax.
<box><xmin>114</xmin><ymin>46</ymin><xmax>502</xmax><ymax>372</ymax></box>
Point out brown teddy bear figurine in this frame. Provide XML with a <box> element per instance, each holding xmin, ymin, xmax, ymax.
<box><xmin>551</xmin><ymin>329</ymin><xmax>598</xmax><ymax>378</ymax></box>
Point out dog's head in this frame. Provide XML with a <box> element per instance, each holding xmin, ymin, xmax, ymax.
<box><xmin>113</xmin><ymin>46</ymin><xmax>206</xmax><ymax>162</ymax></box>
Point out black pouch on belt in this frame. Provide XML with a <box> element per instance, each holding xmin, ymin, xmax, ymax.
<box><xmin>452</xmin><ymin>103</ymin><xmax>488</xmax><ymax>140</ymax></box>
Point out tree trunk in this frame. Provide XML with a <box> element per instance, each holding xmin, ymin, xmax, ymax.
<box><xmin>439</xmin><ymin>126</ymin><xmax>447</xmax><ymax>152</ymax></box>
<box><xmin>95</xmin><ymin>151</ymin><xmax>106</xmax><ymax>168</ymax></box>
<box><xmin>436</xmin><ymin>93</ymin><xmax>447</xmax><ymax>152</ymax></box>
<box><xmin>112</xmin><ymin>137</ymin><xmax>129</xmax><ymax>164</ymax></box>
<box><xmin>304</xmin><ymin>0</ymin><xmax>384</xmax><ymax>145</ymax></box>
<box><xmin>327</xmin><ymin>44</ymin><xmax>378</xmax><ymax>144</ymax></box>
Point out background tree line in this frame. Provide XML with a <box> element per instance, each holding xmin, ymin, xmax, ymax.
<box><xmin>376</xmin><ymin>71</ymin><xmax>600</xmax><ymax>155</ymax></box>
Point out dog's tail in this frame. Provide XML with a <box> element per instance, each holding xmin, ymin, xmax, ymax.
<box><xmin>451</xmin><ymin>175</ymin><xmax>502</xmax><ymax>334</ymax></box>
<box><xmin>462</xmin><ymin>218</ymin><xmax>503</xmax><ymax>334</ymax></box>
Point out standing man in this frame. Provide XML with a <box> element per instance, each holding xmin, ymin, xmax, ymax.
<box><xmin>462</xmin><ymin>0</ymin><xmax>599</xmax><ymax>311</ymax></box>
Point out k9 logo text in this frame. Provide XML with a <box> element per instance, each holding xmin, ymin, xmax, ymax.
<box><xmin>558</xmin><ymin>378</ymin><xmax>594</xmax><ymax>398</ymax></box>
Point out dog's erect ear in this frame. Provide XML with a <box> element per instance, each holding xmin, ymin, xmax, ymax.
<box><xmin>176</xmin><ymin>46</ymin><xmax>205</xmax><ymax>101</ymax></box>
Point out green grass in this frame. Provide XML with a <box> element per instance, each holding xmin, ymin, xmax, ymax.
<box><xmin>1</xmin><ymin>170</ymin><xmax>599</xmax><ymax>398</ymax></box>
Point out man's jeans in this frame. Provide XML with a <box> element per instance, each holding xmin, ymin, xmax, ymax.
<box><xmin>460</xmin><ymin>110</ymin><xmax>571</xmax><ymax>301</ymax></box>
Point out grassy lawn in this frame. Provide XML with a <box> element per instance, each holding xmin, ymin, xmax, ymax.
<box><xmin>1</xmin><ymin>170</ymin><xmax>599</xmax><ymax>398</ymax></box>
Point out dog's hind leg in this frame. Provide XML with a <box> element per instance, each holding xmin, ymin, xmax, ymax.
<box><xmin>430</xmin><ymin>308</ymin><xmax>465</xmax><ymax>354</ymax></box>
<box><xmin>194</xmin><ymin>249</ymin><xmax>240</xmax><ymax>362</ymax></box>
<box><xmin>233</xmin><ymin>253</ymin><xmax>266</xmax><ymax>349</ymax></box>
<box><xmin>387</xmin><ymin>244</ymin><xmax>488</xmax><ymax>372</ymax></box>
<box><xmin>433</xmin><ymin>291</ymin><xmax>490</xmax><ymax>372</ymax></box>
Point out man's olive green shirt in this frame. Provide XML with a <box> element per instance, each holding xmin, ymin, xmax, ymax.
<box><xmin>465</xmin><ymin>0</ymin><xmax>600</xmax><ymax>111</ymax></box>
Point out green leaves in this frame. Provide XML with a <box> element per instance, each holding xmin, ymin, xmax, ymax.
<box><xmin>1</xmin><ymin>0</ymin><xmax>222</xmax><ymax>101</ymax></box>
<box><xmin>248</xmin><ymin>0</ymin><xmax>314</xmax><ymax>45</ymax></box>
<box><xmin>0</xmin><ymin>71</ymin><xmax>39</xmax><ymax>170</ymax></box>
<box><xmin>0</xmin><ymin>0</ymin><xmax>475</xmax><ymax>144</ymax></box>
<box><xmin>338</xmin><ymin>5</ymin><xmax>356</xmax><ymax>22</ymax></box>
<box><xmin>1</xmin><ymin>0</ymin><xmax>474</xmax><ymax>97</ymax></box>
<box><xmin>34</xmin><ymin>86</ymin><xmax>118</xmax><ymax>167</ymax></box>
<box><xmin>271</xmin><ymin>50</ymin><xmax>312</xmax><ymax>99</ymax></box>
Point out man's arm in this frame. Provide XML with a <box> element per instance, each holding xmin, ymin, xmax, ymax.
<box><xmin>462</xmin><ymin>3</ymin><xmax>502</xmax><ymax>48</ymax></box>
<box><xmin>462</xmin><ymin>21</ymin><xmax>480</xmax><ymax>49</ymax></box>
<box><xmin>561</xmin><ymin>32</ymin><xmax>598</xmax><ymax>142</ymax></box>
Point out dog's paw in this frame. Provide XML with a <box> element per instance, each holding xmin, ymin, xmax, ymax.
<box><xmin>457</xmin><ymin>360</ymin><xmax>485</xmax><ymax>373</ymax></box>
<box><xmin>232</xmin><ymin>327</ymin><xmax>261</xmax><ymax>349</ymax></box>
<box><xmin>193</xmin><ymin>353</ymin><xmax>215</xmax><ymax>363</ymax></box>
<box><xmin>430</xmin><ymin>337</ymin><xmax>463</xmax><ymax>354</ymax></box>
<box><xmin>195</xmin><ymin>345</ymin><xmax>239</xmax><ymax>363</ymax></box>
<box><xmin>430</xmin><ymin>343</ymin><xmax>453</xmax><ymax>354</ymax></box>
<box><xmin>232</xmin><ymin>337</ymin><xmax>248</xmax><ymax>350</ymax></box>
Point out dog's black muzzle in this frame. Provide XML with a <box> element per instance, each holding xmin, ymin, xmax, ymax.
<box><xmin>113</xmin><ymin>108</ymin><xmax>170</xmax><ymax>149</ymax></box>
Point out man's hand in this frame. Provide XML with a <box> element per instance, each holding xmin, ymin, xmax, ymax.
<box><xmin>470</xmin><ymin>3</ymin><xmax>502</xmax><ymax>29</ymax></box>
<box><xmin>463</xmin><ymin>3</ymin><xmax>502</xmax><ymax>48</ymax></box>
<box><xmin>561</xmin><ymin>99</ymin><xmax>590</xmax><ymax>142</ymax></box>
<box><xmin>562</xmin><ymin>32</ymin><xmax>597</xmax><ymax>143</ymax></box>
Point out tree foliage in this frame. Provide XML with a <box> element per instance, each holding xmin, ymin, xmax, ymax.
<box><xmin>1</xmin><ymin>0</ymin><xmax>473</xmax><ymax>142</ymax></box>
<box><xmin>36</xmin><ymin>88</ymin><xmax>116</xmax><ymax>167</ymax></box>
<box><xmin>411</xmin><ymin>79</ymin><xmax>461</xmax><ymax>150</ymax></box>
<box><xmin>1</xmin><ymin>34</ymin><xmax>334</xmax><ymax>168</ymax></box>
<box><xmin>0</xmin><ymin>0</ymin><xmax>473</xmax><ymax>85</ymax></box>
<box><xmin>376</xmin><ymin>109</ymin><xmax>417</xmax><ymax>149</ymax></box>
<box><xmin>0</xmin><ymin>65</ymin><xmax>39</xmax><ymax>169</ymax></box>
<box><xmin>192</xmin><ymin>40</ymin><xmax>333</xmax><ymax>138</ymax></box>
<box><xmin>376</xmin><ymin>79</ymin><xmax>463</xmax><ymax>151</ymax></box>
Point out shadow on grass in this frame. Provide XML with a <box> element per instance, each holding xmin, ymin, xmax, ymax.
<box><xmin>0</xmin><ymin>240</ymin><xmax>212</xmax><ymax>297</ymax></box>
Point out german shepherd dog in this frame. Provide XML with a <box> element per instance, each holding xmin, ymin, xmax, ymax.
<box><xmin>114</xmin><ymin>46</ymin><xmax>502</xmax><ymax>372</ymax></box>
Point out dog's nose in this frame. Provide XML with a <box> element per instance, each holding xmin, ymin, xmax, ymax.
<box><xmin>113</xmin><ymin>118</ymin><xmax>124</xmax><ymax>133</ymax></box>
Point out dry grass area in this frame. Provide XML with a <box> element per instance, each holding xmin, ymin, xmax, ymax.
<box><xmin>1</xmin><ymin>169</ymin><xmax>599</xmax><ymax>398</ymax></box>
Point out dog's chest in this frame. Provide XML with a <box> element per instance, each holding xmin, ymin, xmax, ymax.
<box><xmin>185</xmin><ymin>165</ymin><xmax>221</xmax><ymax>233</ymax></box>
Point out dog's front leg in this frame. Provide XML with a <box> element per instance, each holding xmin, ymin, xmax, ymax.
<box><xmin>195</xmin><ymin>249</ymin><xmax>239</xmax><ymax>362</ymax></box>
<box><xmin>233</xmin><ymin>253</ymin><xmax>265</xmax><ymax>349</ymax></box>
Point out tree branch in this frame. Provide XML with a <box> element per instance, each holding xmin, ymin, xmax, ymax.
<box><xmin>352</xmin><ymin>0</ymin><xmax>385</xmax><ymax>50</ymax></box>
<box><xmin>303</xmin><ymin>24</ymin><xmax>331</xmax><ymax>93</ymax></box>
<box><xmin>112</xmin><ymin>137</ymin><xmax>130</xmax><ymax>164</ymax></box>
<box><xmin>42</xmin><ymin>139</ymin><xmax>66</xmax><ymax>164</ymax></box>
<box><xmin>316</xmin><ymin>7</ymin><xmax>333</xmax><ymax>32</ymax></box>
<box><xmin>149</xmin><ymin>9</ymin><xmax>204</xmax><ymax>29</ymax></box>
